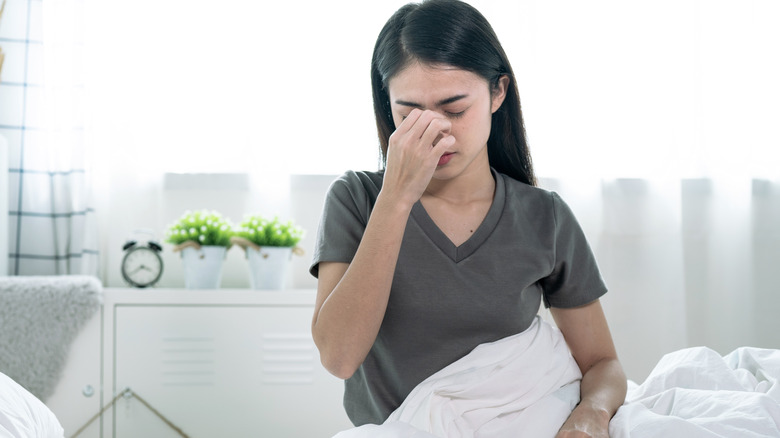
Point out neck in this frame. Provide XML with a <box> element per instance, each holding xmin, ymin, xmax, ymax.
<box><xmin>424</xmin><ymin>164</ymin><xmax>495</xmax><ymax>205</ymax></box>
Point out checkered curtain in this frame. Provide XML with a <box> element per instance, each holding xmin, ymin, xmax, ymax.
<box><xmin>0</xmin><ymin>0</ymin><xmax>98</xmax><ymax>276</ymax></box>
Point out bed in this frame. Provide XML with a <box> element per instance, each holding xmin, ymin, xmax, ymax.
<box><xmin>0</xmin><ymin>372</ymin><xmax>64</xmax><ymax>438</ymax></box>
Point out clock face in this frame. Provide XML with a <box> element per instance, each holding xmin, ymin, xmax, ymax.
<box><xmin>121</xmin><ymin>246</ymin><xmax>163</xmax><ymax>287</ymax></box>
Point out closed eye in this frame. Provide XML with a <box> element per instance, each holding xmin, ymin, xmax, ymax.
<box><xmin>398</xmin><ymin>107</ymin><xmax>466</xmax><ymax>121</ymax></box>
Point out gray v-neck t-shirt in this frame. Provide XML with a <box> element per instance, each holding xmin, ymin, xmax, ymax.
<box><xmin>310</xmin><ymin>169</ymin><xmax>607</xmax><ymax>426</ymax></box>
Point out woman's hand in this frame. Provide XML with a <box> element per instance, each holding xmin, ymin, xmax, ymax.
<box><xmin>382</xmin><ymin>108</ymin><xmax>455</xmax><ymax>207</ymax></box>
<box><xmin>555</xmin><ymin>403</ymin><xmax>611</xmax><ymax>438</ymax></box>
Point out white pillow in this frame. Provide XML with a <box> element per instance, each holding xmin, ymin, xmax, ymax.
<box><xmin>0</xmin><ymin>372</ymin><xmax>64</xmax><ymax>438</ymax></box>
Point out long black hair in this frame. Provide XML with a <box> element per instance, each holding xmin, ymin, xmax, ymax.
<box><xmin>371</xmin><ymin>0</ymin><xmax>536</xmax><ymax>186</ymax></box>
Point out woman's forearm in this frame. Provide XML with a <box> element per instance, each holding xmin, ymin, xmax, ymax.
<box><xmin>556</xmin><ymin>358</ymin><xmax>626</xmax><ymax>437</ymax></box>
<box><xmin>578</xmin><ymin>357</ymin><xmax>626</xmax><ymax>417</ymax></box>
<box><xmin>312</xmin><ymin>191</ymin><xmax>413</xmax><ymax>379</ymax></box>
<box><xmin>551</xmin><ymin>301</ymin><xmax>626</xmax><ymax>436</ymax></box>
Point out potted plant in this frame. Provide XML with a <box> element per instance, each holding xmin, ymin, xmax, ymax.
<box><xmin>165</xmin><ymin>210</ymin><xmax>233</xmax><ymax>289</ymax></box>
<box><xmin>231</xmin><ymin>215</ymin><xmax>304</xmax><ymax>290</ymax></box>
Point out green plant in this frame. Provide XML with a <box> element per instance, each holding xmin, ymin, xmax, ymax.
<box><xmin>164</xmin><ymin>210</ymin><xmax>233</xmax><ymax>247</ymax></box>
<box><xmin>235</xmin><ymin>215</ymin><xmax>304</xmax><ymax>247</ymax></box>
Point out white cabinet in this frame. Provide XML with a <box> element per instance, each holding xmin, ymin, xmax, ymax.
<box><xmin>46</xmin><ymin>310</ymin><xmax>102</xmax><ymax>437</ymax></box>
<box><xmin>50</xmin><ymin>289</ymin><xmax>352</xmax><ymax>438</ymax></box>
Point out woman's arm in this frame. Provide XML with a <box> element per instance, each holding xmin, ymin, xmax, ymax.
<box><xmin>312</xmin><ymin>195</ymin><xmax>412</xmax><ymax>379</ymax></box>
<box><xmin>551</xmin><ymin>299</ymin><xmax>627</xmax><ymax>438</ymax></box>
<box><xmin>312</xmin><ymin>109</ymin><xmax>454</xmax><ymax>380</ymax></box>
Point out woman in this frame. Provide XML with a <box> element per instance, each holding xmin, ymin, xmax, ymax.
<box><xmin>310</xmin><ymin>0</ymin><xmax>627</xmax><ymax>436</ymax></box>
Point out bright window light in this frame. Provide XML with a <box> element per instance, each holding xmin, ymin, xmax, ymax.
<box><xmin>82</xmin><ymin>0</ymin><xmax>780</xmax><ymax>179</ymax></box>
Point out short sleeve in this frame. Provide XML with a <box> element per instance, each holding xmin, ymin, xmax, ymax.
<box><xmin>309</xmin><ymin>171</ymin><xmax>377</xmax><ymax>278</ymax></box>
<box><xmin>539</xmin><ymin>192</ymin><xmax>608</xmax><ymax>308</ymax></box>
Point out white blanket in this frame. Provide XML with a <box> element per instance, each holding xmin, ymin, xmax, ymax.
<box><xmin>333</xmin><ymin>317</ymin><xmax>583</xmax><ymax>438</ymax></box>
<box><xmin>609</xmin><ymin>346</ymin><xmax>780</xmax><ymax>438</ymax></box>
<box><xmin>333</xmin><ymin>318</ymin><xmax>780</xmax><ymax>438</ymax></box>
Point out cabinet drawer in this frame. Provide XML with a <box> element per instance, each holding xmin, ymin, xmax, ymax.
<box><xmin>112</xmin><ymin>304</ymin><xmax>349</xmax><ymax>437</ymax></box>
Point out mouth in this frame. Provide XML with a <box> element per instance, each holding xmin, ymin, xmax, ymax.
<box><xmin>437</xmin><ymin>152</ymin><xmax>455</xmax><ymax>167</ymax></box>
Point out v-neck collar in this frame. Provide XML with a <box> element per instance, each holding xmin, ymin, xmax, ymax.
<box><xmin>410</xmin><ymin>169</ymin><xmax>506</xmax><ymax>263</ymax></box>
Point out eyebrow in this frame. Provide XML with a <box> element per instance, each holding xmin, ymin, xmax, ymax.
<box><xmin>394</xmin><ymin>94</ymin><xmax>469</xmax><ymax>109</ymax></box>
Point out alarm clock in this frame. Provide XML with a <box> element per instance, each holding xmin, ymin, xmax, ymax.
<box><xmin>121</xmin><ymin>230</ymin><xmax>163</xmax><ymax>288</ymax></box>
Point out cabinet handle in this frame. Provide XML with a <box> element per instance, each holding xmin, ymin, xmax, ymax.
<box><xmin>82</xmin><ymin>385</ymin><xmax>94</xmax><ymax>397</ymax></box>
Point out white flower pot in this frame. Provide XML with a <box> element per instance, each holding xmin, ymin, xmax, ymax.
<box><xmin>180</xmin><ymin>246</ymin><xmax>226</xmax><ymax>289</ymax></box>
<box><xmin>246</xmin><ymin>246</ymin><xmax>292</xmax><ymax>290</ymax></box>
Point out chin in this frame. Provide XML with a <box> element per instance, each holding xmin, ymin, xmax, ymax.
<box><xmin>431</xmin><ymin>165</ymin><xmax>461</xmax><ymax>180</ymax></box>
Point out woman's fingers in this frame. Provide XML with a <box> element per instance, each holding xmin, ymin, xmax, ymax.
<box><xmin>390</xmin><ymin>110</ymin><xmax>454</xmax><ymax>167</ymax></box>
<box><xmin>432</xmin><ymin>133</ymin><xmax>455</xmax><ymax>154</ymax></box>
<box><xmin>394</xmin><ymin>108</ymin><xmax>424</xmax><ymax>135</ymax></box>
<box><xmin>416</xmin><ymin>111</ymin><xmax>451</xmax><ymax>141</ymax></box>
<box><xmin>383</xmin><ymin>109</ymin><xmax>455</xmax><ymax>204</ymax></box>
<box><xmin>418</xmin><ymin>116</ymin><xmax>451</xmax><ymax>151</ymax></box>
<box><xmin>394</xmin><ymin>109</ymin><xmax>450</xmax><ymax>142</ymax></box>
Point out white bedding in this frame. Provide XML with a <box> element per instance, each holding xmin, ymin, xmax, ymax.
<box><xmin>0</xmin><ymin>372</ymin><xmax>64</xmax><ymax>438</ymax></box>
<box><xmin>334</xmin><ymin>317</ymin><xmax>583</xmax><ymax>437</ymax></box>
<box><xmin>610</xmin><ymin>346</ymin><xmax>780</xmax><ymax>437</ymax></box>
<box><xmin>332</xmin><ymin>319</ymin><xmax>780</xmax><ymax>438</ymax></box>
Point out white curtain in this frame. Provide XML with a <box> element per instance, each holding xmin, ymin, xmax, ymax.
<box><xmin>539</xmin><ymin>178</ymin><xmax>780</xmax><ymax>380</ymax></box>
<box><xmin>0</xmin><ymin>0</ymin><xmax>98</xmax><ymax>276</ymax></box>
<box><xmin>522</xmin><ymin>0</ymin><xmax>780</xmax><ymax>380</ymax></box>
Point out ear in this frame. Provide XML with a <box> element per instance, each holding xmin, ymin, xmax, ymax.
<box><xmin>490</xmin><ymin>75</ymin><xmax>510</xmax><ymax>114</ymax></box>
